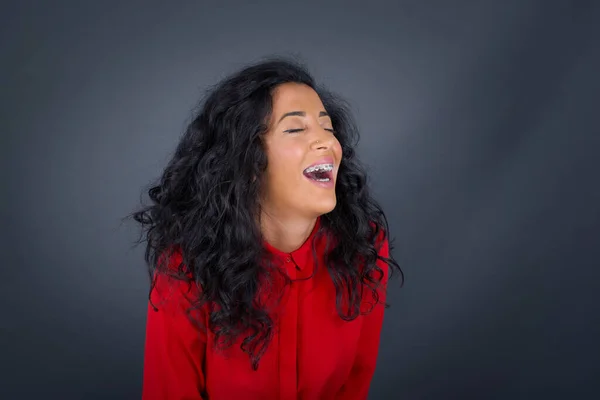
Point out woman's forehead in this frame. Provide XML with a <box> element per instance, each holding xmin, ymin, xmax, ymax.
<box><xmin>271</xmin><ymin>83</ymin><xmax>325</xmax><ymax>114</ymax></box>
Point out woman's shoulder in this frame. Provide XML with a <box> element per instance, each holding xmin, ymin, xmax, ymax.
<box><xmin>150</xmin><ymin>246</ymin><xmax>200</xmax><ymax>309</ymax></box>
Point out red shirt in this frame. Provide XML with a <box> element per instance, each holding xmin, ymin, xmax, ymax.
<box><xmin>142</xmin><ymin>219</ymin><xmax>389</xmax><ymax>399</ymax></box>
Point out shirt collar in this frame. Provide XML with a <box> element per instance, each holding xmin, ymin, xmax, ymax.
<box><xmin>262</xmin><ymin>217</ymin><xmax>321</xmax><ymax>271</ymax></box>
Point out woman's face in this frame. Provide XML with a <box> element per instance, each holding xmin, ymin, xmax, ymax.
<box><xmin>261</xmin><ymin>82</ymin><xmax>343</xmax><ymax>220</ymax></box>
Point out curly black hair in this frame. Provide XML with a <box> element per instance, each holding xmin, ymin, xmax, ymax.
<box><xmin>127</xmin><ymin>56</ymin><xmax>403</xmax><ymax>370</ymax></box>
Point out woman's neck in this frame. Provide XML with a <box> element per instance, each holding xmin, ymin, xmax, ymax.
<box><xmin>260</xmin><ymin>211</ymin><xmax>317</xmax><ymax>253</ymax></box>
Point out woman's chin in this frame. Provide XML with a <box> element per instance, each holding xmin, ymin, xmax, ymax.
<box><xmin>312</xmin><ymin>197</ymin><xmax>337</xmax><ymax>216</ymax></box>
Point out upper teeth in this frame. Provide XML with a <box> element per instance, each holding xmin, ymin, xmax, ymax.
<box><xmin>304</xmin><ymin>163</ymin><xmax>333</xmax><ymax>173</ymax></box>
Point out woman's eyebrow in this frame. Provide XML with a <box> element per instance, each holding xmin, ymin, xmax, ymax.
<box><xmin>278</xmin><ymin>111</ymin><xmax>329</xmax><ymax>124</ymax></box>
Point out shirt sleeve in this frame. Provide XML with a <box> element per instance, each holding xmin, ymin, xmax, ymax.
<box><xmin>337</xmin><ymin>236</ymin><xmax>390</xmax><ymax>400</ymax></box>
<box><xmin>142</xmin><ymin>267</ymin><xmax>207</xmax><ymax>400</ymax></box>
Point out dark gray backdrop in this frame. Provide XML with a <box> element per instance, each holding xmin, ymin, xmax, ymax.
<box><xmin>2</xmin><ymin>0</ymin><xmax>599</xmax><ymax>399</ymax></box>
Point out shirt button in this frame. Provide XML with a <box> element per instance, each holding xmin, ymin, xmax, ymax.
<box><xmin>285</xmin><ymin>257</ymin><xmax>291</xmax><ymax>263</ymax></box>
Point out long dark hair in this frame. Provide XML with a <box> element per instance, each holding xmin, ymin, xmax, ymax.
<box><xmin>127</xmin><ymin>57</ymin><xmax>403</xmax><ymax>370</ymax></box>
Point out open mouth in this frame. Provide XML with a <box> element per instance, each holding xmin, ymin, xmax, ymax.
<box><xmin>303</xmin><ymin>163</ymin><xmax>334</xmax><ymax>182</ymax></box>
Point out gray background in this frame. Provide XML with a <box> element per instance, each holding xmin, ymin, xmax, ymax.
<box><xmin>2</xmin><ymin>0</ymin><xmax>599</xmax><ymax>398</ymax></box>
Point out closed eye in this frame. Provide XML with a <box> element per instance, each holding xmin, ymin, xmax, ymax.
<box><xmin>283</xmin><ymin>128</ymin><xmax>336</xmax><ymax>134</ymax></box>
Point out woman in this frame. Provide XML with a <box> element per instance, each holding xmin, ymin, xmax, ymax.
<box><xmin>131</xmin><ymin>57</ymin><xmax>403</xmax><ymax>399</ymax></box>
